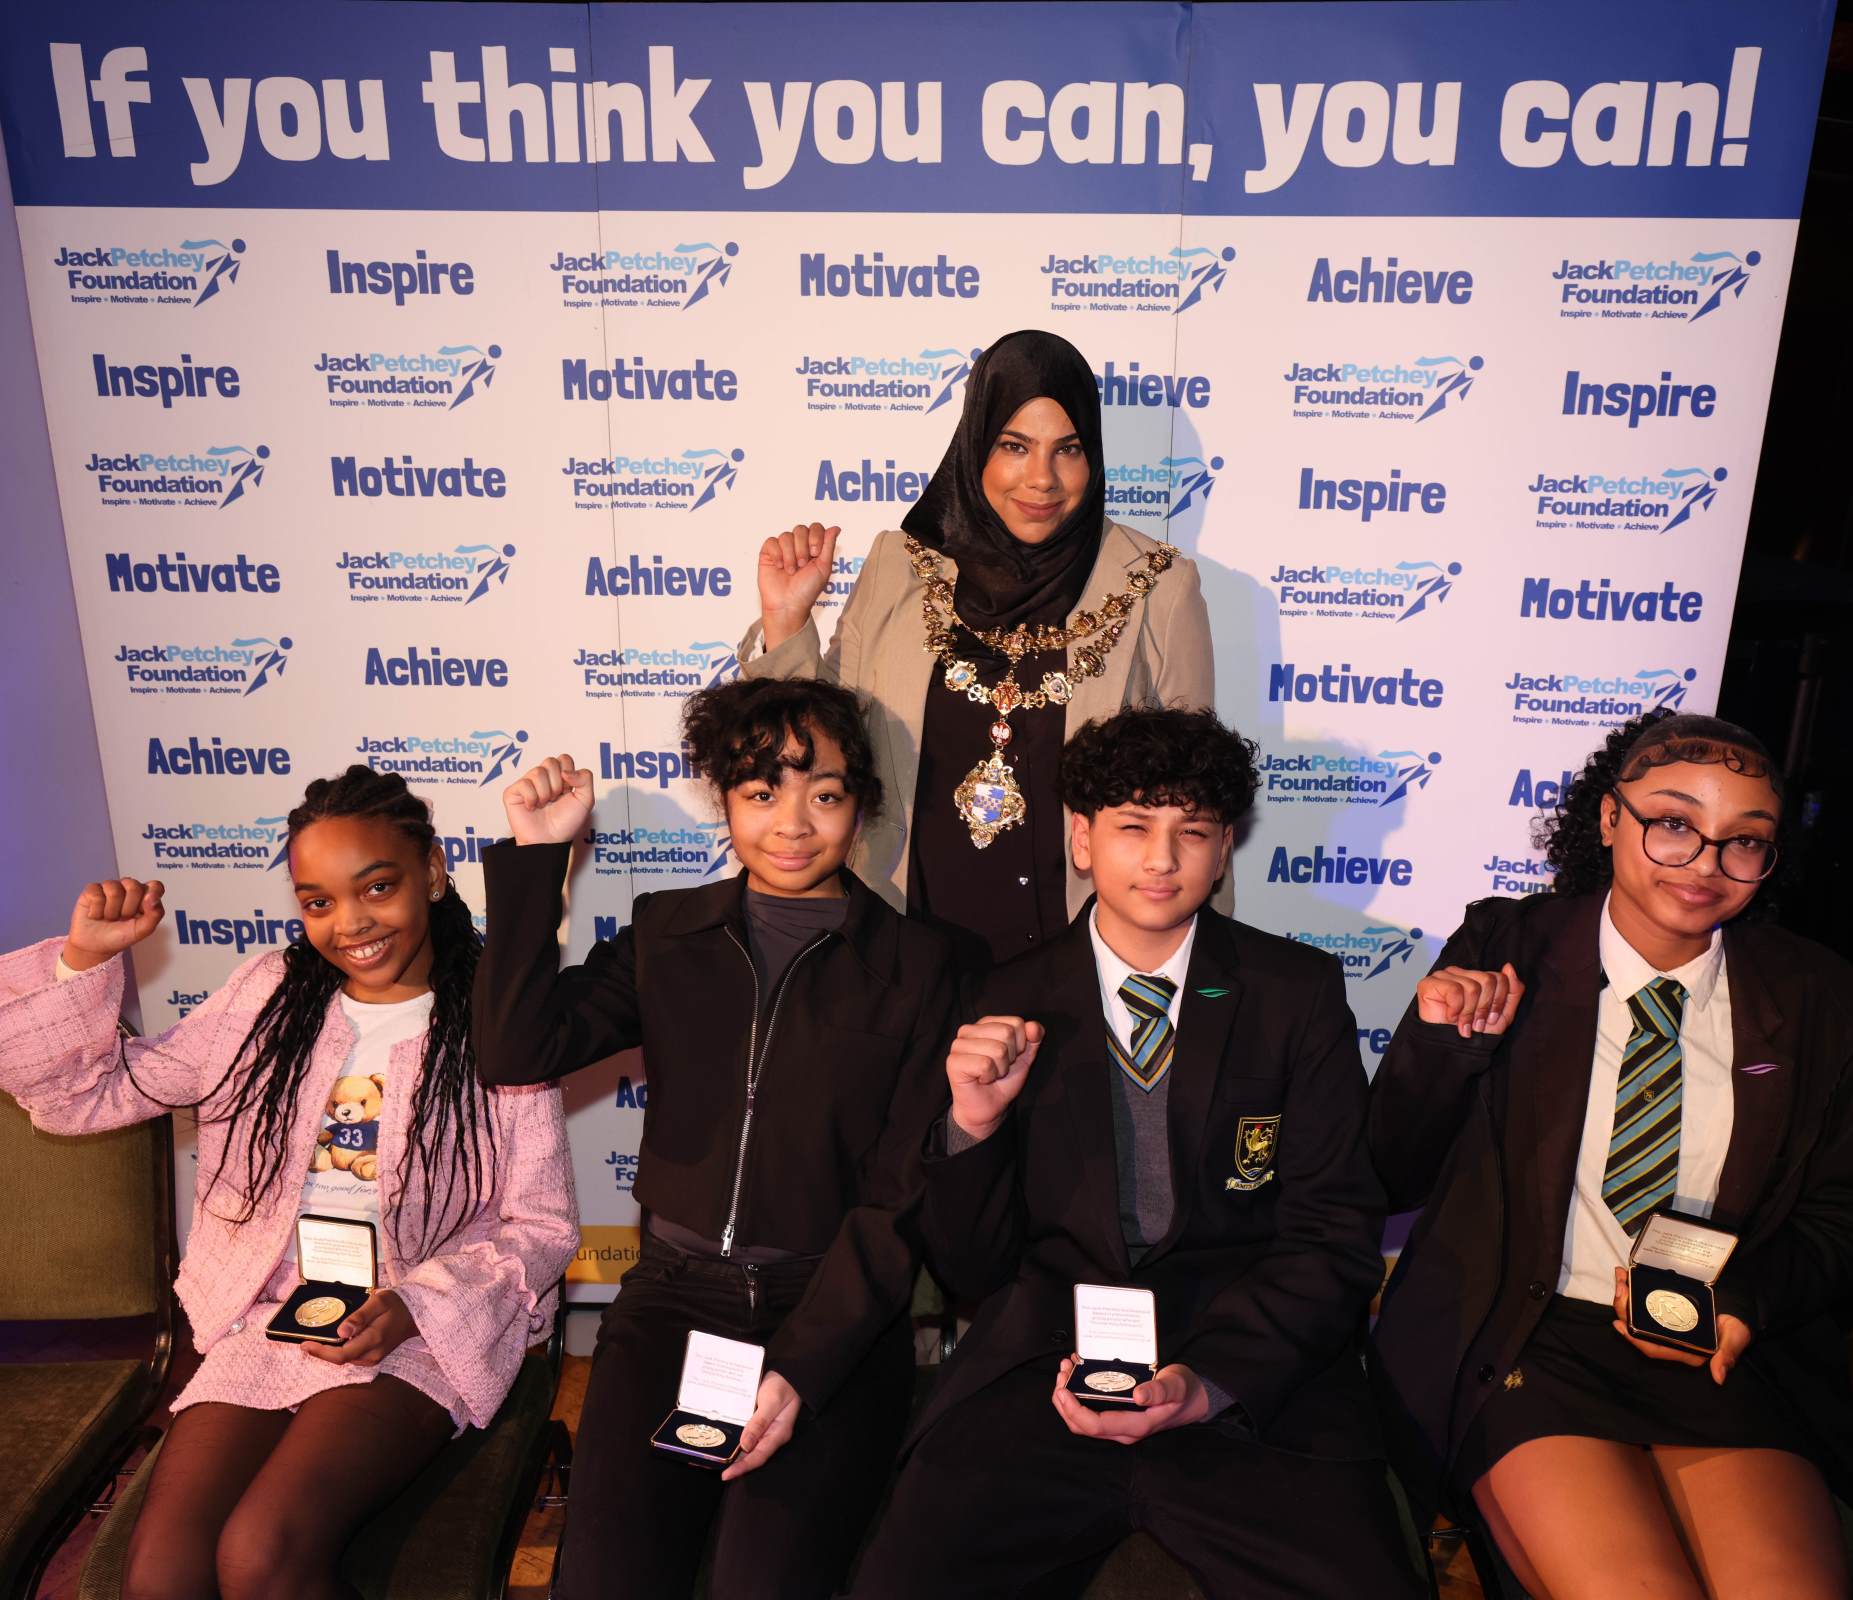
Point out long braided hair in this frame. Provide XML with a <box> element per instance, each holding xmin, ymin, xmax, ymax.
<box><xmin>198</xmin><ymin>766</ymin><xmax>494</xmax><ymax>1260</ymax></box>
<box><xmin>1533</xmin><ymin>710</ymin><xmax>1786</xmax><ymax>905</ymax></box>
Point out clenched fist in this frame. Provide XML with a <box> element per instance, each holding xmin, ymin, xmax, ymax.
<box><xmin>503</xmin><ymin>753</ymin><xmax>595</xmax><ymax>846</ymax></box>
<box><xmin>758</xmin><ymin>522</ymin><xmax>840</xmax><ymax>650</ymax></box>
<box><xmin>947</xmin><ymin>1015</ymin><xmax>1045</xmax><ymax>1143</ymax></box>
<box><xmin>63</xmin><ymin>878</ymin><xmax>167</xmax><ymax>973</ymax></box>
<box><xmin>1415</xmin><ymin>963</ymin><xmax>1524</xmax><ymax>1039</ymax></box>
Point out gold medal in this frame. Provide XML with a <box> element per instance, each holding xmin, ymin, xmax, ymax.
<box><xmin>1644</xmin><ymin>1289</ymin><xmax>1700</xmax><ymax>1333</ymax></box>
<box><xmin>295</xmin><ymin>1295</ymin><xmax>347</xmax><ymax>1329</ymax></box>
<box><xmin>676</xmin><ymin>1422</ymin><xmax>728</xmax><ymax>1449</ymax></box>
<box><xmin>1083</xmin><ymin>1369</ymin><xmax>1138</xmax><ymax>1393</ymax></box>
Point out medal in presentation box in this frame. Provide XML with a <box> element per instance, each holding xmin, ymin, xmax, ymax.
<box><xmin>265</xmin><ymin>1215</ymin><xmax>377</xmax><ymax>1345</ymax></box>
<box><xmin>650</xmin><ymin>1330</ymin><xmax>764</xmax><ymax>1469</ymax></box>
<box><xmin>1628</xmin><ymin>1209</ymin><xmax>1739</xmax><ymax>1356</ymax></box>
<box><xmin>1066</xmin><ymin>1284</ymin><xmax>1157</xmax><ymax>1409</ymax></box>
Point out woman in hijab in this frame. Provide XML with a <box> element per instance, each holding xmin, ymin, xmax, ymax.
<box><xmin>740</xmin><ymin>329</ymin><xmax>1216</xmax><ymax>970</ymax></box>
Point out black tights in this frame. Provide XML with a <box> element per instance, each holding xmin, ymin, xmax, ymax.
<box><xmin>121</xmin><ymin>1377</ymin><xmax>453</xmax><ymax>1600</ymax></box>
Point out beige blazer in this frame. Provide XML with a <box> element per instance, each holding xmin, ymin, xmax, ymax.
<box><xmin>739</xmin><ymin>519</ymin><xmax>1218</xmax><ymax>917</ymax></box>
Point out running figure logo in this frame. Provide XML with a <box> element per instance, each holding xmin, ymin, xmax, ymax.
<box><xmin>1688</xmin><ymin>250</ymin><xmax>1758</xmax><ymax>323</ymax></box>
<box><xmin>1661</xmin><ymin>468</ymin><xmax>1726</xmax><ymax>534</ymax></box>
<box><xmin>1172</xmin><ymin>246</ymin><xmax>1236</xmax><ymax>314</ymax></box>
<box><xmin>1164</xmin><ymin>456</ymin><xmax>1222</xmax><ymax>519</ymax></box>
<box><xmin>1396</xmin><ymin>561</ymin><xmax>1461</xmax><ymax>623</ymax></box>
<box><xmin>458</xmin><ymin>543</ymin><xmax>516</xmax><ymax>604</ymax></box>
<box><xmin>1377</xmin><ymin>752</ymin><xmax>1441</xmax><ymax>808</ymax></box>
<box><xmin>1641</xmin><ymin>667</ymin><xmax>1698</xmax><ymax>711</ymax></box>
<box><xmin>186</xmin><ymin>237</ymin><xmax>245</xmax><ymax>307</ymax></box>
<box><xmin>440</xmin><ymin>343</ymin><xmax>501</xmax><ymax>409</ymax></box>
<box><xmin>261</xmin><ymin>817</ymin><xmax>292</xmax><ymax>871</ymax></box>
<box><xmin>1364</xmin><ymin>925</ymin><xmax>1425</xmax><ymax>980</ymax></box>
<box><xmin>701</xmin><ymin>825</ymin><xmax>735</xmax><ymax>879</ymax></box>
<box><xmin>691</xmin><ymin>640</ymin><xmax>741</xmax><ymax>689</ymax></box>
<box><xmin>679</xmin><ymin>241</ymin><xmax>738</xmax><ymax>310</ymax></box>
<box><xmin>209</xmin><ymin>443</ymin><xmax>269</xmax><ymax>509</ymax></box>
<box><xmin>687</xmin><ymin>448</ymin><xmax>744</xmax><ymax>511</ymax></box>
<box><xmin>921</xmin><ymin>346</ymin><xmax>982</xmax><ymax>415</ymax></box>
<box><xmin>475</xmin><ymin>729</ymin><xmax>529</xmax><ymax>787</ymax></box>
<box><xmin>236</xmin><ymin>635</ymin><xmax>292</xmax><ymax>696</ymax></box>
<box><xmin>1414</xmin><ymin>356</ymin><xmax>1483</xmax><ymax>423</ymax></box>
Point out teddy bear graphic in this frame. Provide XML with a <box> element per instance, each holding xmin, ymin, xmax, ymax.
<box><xmin>312</xmin><ymin>1074</ymin><xmax>384</xmax><ymax>1183</ymax></box>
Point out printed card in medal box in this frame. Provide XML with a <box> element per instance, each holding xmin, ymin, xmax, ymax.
<box><xmin>1628</xmin><ymin>1208</ymin><xmax>1739</xmax><ymax>1355</ymax></box>
<box><xmin>650</xmin><ymin>1329</ymin><xmax>765</xmax><ymax>1469</ymax></box>
<box><xmin>266</xmin><ymin>1214</ymin><xmax>377</xmax><ymax>1345</ymax></box>
<box><xmin>1067</xmin><ymin>1284</ymin><xmax>1158</xmax><ymax>1409</ymax></box>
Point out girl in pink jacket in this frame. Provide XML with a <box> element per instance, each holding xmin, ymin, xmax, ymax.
<box><xmin>0</xmin><ymin>766</ymin><xmax>578</xmax><ymax>1600</ymax></box>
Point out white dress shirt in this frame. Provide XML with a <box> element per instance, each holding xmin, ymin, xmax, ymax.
<box><xmin>1089</xmin><ymin>906</ymin><xmax>1196</xmax><ymax>1050</ymax></box>
<box><xmin>1557</xmin><ymin>894</ymin><xmax>1734</xmax><ymax>1305</ymax></box>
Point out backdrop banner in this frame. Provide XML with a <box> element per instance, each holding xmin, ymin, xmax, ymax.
<box><xmin>0</xmin><ymin>0</ymin><xmax>1830</xmax><ymax>1294</ymax></box>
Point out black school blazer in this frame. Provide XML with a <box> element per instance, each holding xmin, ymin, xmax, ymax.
<box><xmin>913</xmin><ymin>904</ymin><xmax>1388</xmax><ymax>1460</ymax></box>
<box><xmin>1368</xmin><ymin>891</ymin><xmax>1853</xmax><ymax>1520</ymax></box>
<box><xmin>472</xmin><ymin>841</ymin><xmax>957</xmax><ymax>1411</ymax></box>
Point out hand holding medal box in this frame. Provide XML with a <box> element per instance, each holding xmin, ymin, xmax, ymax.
<box><xmin>650</xmin><ymin>1330</ymin><xmax>765</xmax><ymax>1468</ymax></box>
<box><xmin>1067</xmin><ymin>1284</ymin><xmax>1159</xmax><ymax>1409</ymax></box>
<box><xmin>1627</xmin><ymin>1209</ymin><xmax>1739</xmax><ymax>1355</ymax></box>
<box><xmin>265</xmin><ymin>1215</ymin><xmax>377</xmax><ymax>1345</ymax></box>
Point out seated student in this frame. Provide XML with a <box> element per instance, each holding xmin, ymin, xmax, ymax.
<box><xmin>472</xmin><ymin>678</ymin><xmax>957</xmax><ymax>1600</ymax></box>
<box><xmin>851</xmin><ymin>706</ymin><xmax>1421</xmax><ymax>1599</ymax></box>
<box><xmin>1370</xmin><ymin>711</ymin><xmax>1853</xmax><ymax>1599</ymax></box>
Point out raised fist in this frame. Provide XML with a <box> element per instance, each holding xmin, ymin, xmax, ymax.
<box><xmin>502</xmin><ymin>753</ymin><xmax>594</xmax><ymax>846</ymax></box>
<box><xmin>64</xmin><ymin>878</ymin><xmax>166</xmax><ymax>972</ymax></box>
<box><xmin>758</xmin><ymin>522</ymin><xmax>840</xmax><ymax>649</ymax></box>
<box><xmin>1415</xmin><ymin>963</ymin><xmax>1524</xmax><ymax>1038</ymax></box>
<box><xmin>946</xmin><ymin>1015</ymin><xmax>1045</xmax><ymax>1143</ymax></box>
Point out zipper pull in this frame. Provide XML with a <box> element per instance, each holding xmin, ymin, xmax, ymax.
<box><xmin>720</xmin><ymin>1222</ymin><xmax>735</xmax><ymax>1258</ymax></box>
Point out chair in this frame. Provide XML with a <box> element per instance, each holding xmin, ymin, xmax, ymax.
<box><xmin>77</xmin><ymin>1301</ymin><xmax>569</xmax><ymax>1600</ymax></box>
<box><xmin>0</xmin><ymin>1071</ymin><xmax>177</xmax><ymax>1600</ymax></box>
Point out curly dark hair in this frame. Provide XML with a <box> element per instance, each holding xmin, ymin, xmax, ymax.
<box><xmin>1534</xmin><ymin>710</ymin><xmax>1784</xmax><ymax>898</ymax></box>
<box><xmin>1060</xmin><ymin>706</ymin><xmax>1260</xmax><ymax>822</ymax></box>
<box><xmin>130</xmin><ymin>766</ymin><xmax>492</xmax><ymax>1261</ymax></box>
<box><xmin>682</xmin><ymin>676</ymin><xmax>883</xmax><ymax>818</ymax></box>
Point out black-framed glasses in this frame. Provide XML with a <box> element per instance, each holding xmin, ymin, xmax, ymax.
<box><xmin>1611</xmin><ymin>789</ymin><xmax>1778</xmax><ymax>882</ymax></box>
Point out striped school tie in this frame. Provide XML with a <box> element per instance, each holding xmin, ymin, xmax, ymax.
<box><xmin>1602</xmin><ymin>975</ymin><xmax>1689</xmax><ymax>1235</ymax></box>
<box><xmin>1110</xmin><ymin>974</ymin><xmax>1178</xmax><ymax>1092</ymax></box>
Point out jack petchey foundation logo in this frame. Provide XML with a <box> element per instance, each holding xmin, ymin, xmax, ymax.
<box><xmin>142</xmin><ymin>814</ymin><xmax>290</xmax><ymax>872</ymax></box>
<box><xmin>551</xmin><ymin>239</ymin><xmax>737</xmax><ymax>310</ymax></box>
<box><xmin>575</xmin><ymin>640</ymin><xmax>740</xmax><ymax>701</ymax></box>
<box><xmin>1107</xmin><ymin>454</ymin><xmax>1221</xmax><ymax>525</ymax></box>
<box><xmin>1270</xmin><ymin>559</ymin><xmax>1460</xmax><ymax>623</ymax></box>
<box><xmin>564</xmin><ymin>448</ymin><xmax>742</xmax><ymax>512</ymax></box>
<box><xmin>1504</xmin><ymin>663</ymin><xmax>1698</xmax><ymax>727</ymax></box>
<box><xmin>115</xmin><ymin>633</ymin><xmax>292</xmax><ymax>697</ymax></box>
<box><xmin>352</xmin><ymin>728</ymin><xmax>528</xmax><ymax>788</ymax></box>
<box><xmin>56</xmin><ymin>235</ymin><xmax>244</xmax><ymax>307</ymax></box>
<box><xmin>1260</xmin><ymin>749</ymin><xmax>1442</xmax><ymax>807</ymax></box>
<box><xmin>1283</xmin><ymin>354</ymin><xmax>1482</xmax><ymax>422</ymax></box>
<box><xmin>337</xmin><ymin>543</ymin><xmax>516</xmax><ymax>606</ymax></box>
<box><xmin>795</xmin><ymin>345</ymin><xmax>979</xmax><ymax>415</ymax></box>
<box><xmin>1286</xmin><ymin>924</ymin><xmax>1427</xmax><ymax>982</ymax></box>
<box><xmin>1550</xmin><ymin>246</ymin><xmax>1759</xmax><ymax>323</ymax></box>
<box><xmin>86</xmin><ymin>443</ymin><xmax>269</xmax><ymax>509</ymax></box>
<box><xmin>587</xmin><ymin>821</ymin><xmax>732</xmax><ymax>882</ymax></box>
<box><xmin>1529</xmin><ymin>466</ymin><xmax>1727</xmax><ymax>535</ymax></box>
<box><xmin>314</xmin><ymin>342</ymin><xmax>501</xmax><ymax>410</ymax></box>
<box><xmin>1040</xmin><ymin>244</ymin><xmax>1233</xmax><ymax>314</ymax></box>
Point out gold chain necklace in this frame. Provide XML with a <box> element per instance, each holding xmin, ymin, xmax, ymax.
<box><xmin>905</xmin><ymin>535</ymin><xmax>1177</xmax><ymax>848</ymax></box>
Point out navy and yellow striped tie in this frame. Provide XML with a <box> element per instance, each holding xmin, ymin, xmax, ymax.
<box><xmin>1110</xmin><ymin>974</ymin><xmax>1178</xmax><ymax>1092</ymax></box>
<box><xmin>1602</xmin><ymin>975</ymin><xmax>1688</xmax><ymax>1235</ymax></box>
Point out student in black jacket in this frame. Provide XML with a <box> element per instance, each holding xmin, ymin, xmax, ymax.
<box><xmin>852</xmin><ymin>707</ymin><xmax>1419</xmax><ymax>1599</ymax></box>
<box><xmin>1370</xmin><ymin>711</ymin><xmax>1853</xmax><ymax>1599</ymax></box>
<box><xmin>472</xmin><ymin>678</ymin><xmax>957</xmax><ymax>1600</ymax></box>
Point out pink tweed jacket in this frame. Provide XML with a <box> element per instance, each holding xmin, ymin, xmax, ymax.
<box><xmin>0</xmin><ymin>938</ymin><xmax>579</xmax><ymax>1430</ymax></box>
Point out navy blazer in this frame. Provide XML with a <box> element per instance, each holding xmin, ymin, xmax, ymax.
<box><xmin>1369</xmin><ymin>891</ymin><xmax>1853</xmax><ymax>1520</ymax></box>
<box><xmin>913</xmin><ymin>903</ymin><xmax>1388</xmax><ymax>1461</ymax></box>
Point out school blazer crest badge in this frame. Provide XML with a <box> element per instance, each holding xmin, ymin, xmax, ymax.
<box><xmin>1226</xmin><ymin>1114</ymin><xmax>1280</xmax><ymax>1191</ymax></box>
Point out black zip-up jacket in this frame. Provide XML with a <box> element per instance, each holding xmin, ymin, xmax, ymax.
<box><xmin>473</xmin><ymin>841</ymin><xmax>958</xmax><ymax>1410</ymax></box>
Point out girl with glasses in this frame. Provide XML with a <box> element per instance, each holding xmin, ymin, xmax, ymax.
<box><xmin>1368</xmin><ymin>710</ymin><xmax>1851</xmax><ymax>1599</ymax></box>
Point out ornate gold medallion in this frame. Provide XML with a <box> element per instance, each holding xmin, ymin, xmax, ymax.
<box><xmin>295</xmin><ymin>1295</ymin><xmax>347</xmax><ymax>1329</ymax></box>
<box><xmin>954</xmin><ymin>754</ymin><xmax>1027</xmax><ymax>849</ymax></box>
<box><xmin>676</xmin><ymin>1422</ymin><xmax>728</xmax><ymax>1449</ymax></box>
<box><xmin>1084</xmin><ymin>1369</ymin><xmax>1138</xmax><ymax>1393</ymax></box>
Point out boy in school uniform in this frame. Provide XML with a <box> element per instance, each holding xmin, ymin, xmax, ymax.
<box><xmin>852</xmin><ymin>707</ymin><xmax>1421</xmax><ymax>1598</ymax></box>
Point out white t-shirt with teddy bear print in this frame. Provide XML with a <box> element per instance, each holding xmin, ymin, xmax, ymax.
<box><xmin>283</xmin><ymin>990</ymin><xmax>432</xmax><ymax>1273</ymax></box>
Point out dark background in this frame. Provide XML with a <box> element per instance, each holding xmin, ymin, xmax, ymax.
<box><xmin>1717</xmin><ymin>20</ymin><xmax>1850</xmax><ymax>954</ymax></box>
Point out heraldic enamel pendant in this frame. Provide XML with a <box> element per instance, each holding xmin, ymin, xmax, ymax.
<box><xmin>909</xmin><ymin>536</ymin><xmax>1177</xmax><ymax>849</ymax></box>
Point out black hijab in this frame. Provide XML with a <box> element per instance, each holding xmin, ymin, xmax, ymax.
<box><xmin>902</xmin><ymin>329</ymin><xmax>1106</xmax><ymax>639</ymax></box>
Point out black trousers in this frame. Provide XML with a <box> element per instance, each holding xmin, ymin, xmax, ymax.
<box><xmin>852</xmin><ymin>1362</ymin><xmax>1424</xmax><ymax>1600</ymax></box>
<box><xmin>555</xmin><ymin>1232</ymin><xmax>914</xmax><ymax>1600</ymax></box>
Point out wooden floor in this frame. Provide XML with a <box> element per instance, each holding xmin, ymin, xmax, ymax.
<box><xmin>39</xmin><ymin>1350</ymin><xmax>1488</xmax><ymax>1597</ymax></box>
